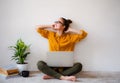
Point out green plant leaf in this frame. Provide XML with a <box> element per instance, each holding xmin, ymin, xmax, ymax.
<box><xmin>23</xmin><ymin>52</ymin><xmax>30</xmax><ymax>59</ymax></box>
<box><xmin>9</xmin><ymin>38</ymin><xmax>31</xmax><ymax>64</ymax></box>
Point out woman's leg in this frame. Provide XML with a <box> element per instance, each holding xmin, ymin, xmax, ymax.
<box><xmin>37</xmin><ymin>61</ymin><xmax>62</xmax><ymax>79</ymax></box>
<box><xmin>61</xmin><ymin>62</ymin><xmax>82</xmax><ymax>76</ymax></box>
<box><xmin>37</xmin><ymin>61</ymin><xmax>77</xmax><ymax>81</ymax></box>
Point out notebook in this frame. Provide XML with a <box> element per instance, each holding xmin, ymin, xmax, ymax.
<box><xmin>46</xmin><ymin>51</ymin><xmax>74</xmax><ymax>67</ymax></box>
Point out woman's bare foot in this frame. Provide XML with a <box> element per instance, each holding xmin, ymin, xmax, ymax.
<box><xmin>60</xmin><ymin>76</ymin><xmax>76</xmax><ymax>81</ymax></box>
<box><xmin>43</xmin><ymin>75</ymin><xmax>53</xmax><ymax>79</ymax></box>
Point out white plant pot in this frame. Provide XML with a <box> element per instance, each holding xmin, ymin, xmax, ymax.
<box><xmin>17</xmin><ymin>63</ymin><xmax>28</xmax><ymax>72</ymax></box>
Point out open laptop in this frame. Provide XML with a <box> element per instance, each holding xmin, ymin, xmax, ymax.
<box><xmin>46</xmin><ymin>51</ymin><xmax>74</xmax><ymax>67</ymax></box>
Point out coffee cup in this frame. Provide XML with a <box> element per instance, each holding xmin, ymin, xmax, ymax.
<box><xmin>20</xmin><ymin>71</ymin><xmax>29</xmax><ymax>77</ymax></box>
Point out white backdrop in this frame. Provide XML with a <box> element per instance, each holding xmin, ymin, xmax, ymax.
<box><xmin>0</xmin><ymin>0</ymin><xmax>120</xmax><ymax>71</ymax></box>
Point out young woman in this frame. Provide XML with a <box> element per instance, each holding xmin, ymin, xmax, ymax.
<box><xmin>36</xmin><ymin>17</ymin><xmax>87</xmax><ymax>81</ymax></box>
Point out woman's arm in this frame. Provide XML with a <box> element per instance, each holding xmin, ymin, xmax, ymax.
<box><xmin>36</xmin><ymin>25</ymin><xmax>53</xmax><ymax>29</ymax></box>
<box><xmin>36</xmin><ymin>25</ymin><xmax>54</xmax><ymax>38</ymax></box>
<box><xmin>67</xmin><ymin>27</ymin><xmax>83</xmax><ymax>34</ymax></box>
<box><xmin>68</xmin><ymin>27</ymin><xmax>88</xmax><ymax>41</ymax></box>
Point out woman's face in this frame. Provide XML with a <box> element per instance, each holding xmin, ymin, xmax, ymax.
<box><xmin>53</xmin><ymin>18</ymin><xmax>65</xmax><ymax>31</ymax></box>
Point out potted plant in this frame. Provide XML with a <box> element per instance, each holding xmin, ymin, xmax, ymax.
<box><xmin>9</xmin><ymin>39</ymin><xmax>31</xmax><ymax>72</ymax></box>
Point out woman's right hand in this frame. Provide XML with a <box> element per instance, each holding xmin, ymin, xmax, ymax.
<box><xmin>36</xmin><ymin>25</ymin><xmax>53</xmax><ymax>29</ymax></box>
<box><xmin>51</xmin><ymin>24</ymin><xmax>56</xmax><ymax>30</ymax></box>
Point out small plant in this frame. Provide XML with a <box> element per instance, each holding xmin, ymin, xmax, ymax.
<box><xmin>9</xmin><ymin>39</ymin><xmax>30</xmax><ymax>64</ymax></box>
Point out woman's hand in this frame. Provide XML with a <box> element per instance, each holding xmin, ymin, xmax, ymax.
<box><xmin>51</xmin><ymin>24</ymin><xmax>55</xmax><ymax>29</ymax></box>
<box><xmin>36</xmin><ymin>25</ymin><xmax>53</xmax><ymax>29</ymax></box>
<box><xmin>66</xmin><ymin>27</ymin><xmax>82</xmax><ymax>34</ymax></box>
<box><xmin>65</xmin><ymin>27</ymin><xmax>72</xmax><ymax>33</ymax></box>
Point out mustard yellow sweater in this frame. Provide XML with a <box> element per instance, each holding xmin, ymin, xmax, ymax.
<box><xmin>37</xmin><ymin>28</ymin><xmax>87</xmax><ymax>51</ymax></box>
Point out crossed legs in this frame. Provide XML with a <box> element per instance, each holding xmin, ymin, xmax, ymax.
<box><xmin>37</xmin><ymin>61</ymin><xmax>82</xmax><ymax>81</ymax></box>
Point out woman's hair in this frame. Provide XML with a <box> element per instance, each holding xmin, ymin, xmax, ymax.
<box><xmin>61</xmin><ymin>17</ymin><xmax>72</xmax><ymax>32</ymax></box>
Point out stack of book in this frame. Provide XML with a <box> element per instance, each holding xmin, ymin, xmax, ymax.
<box><xmin>0</xmin><ymin>64</ymin><xmax>19</xmax><ymax>79</ymax></box>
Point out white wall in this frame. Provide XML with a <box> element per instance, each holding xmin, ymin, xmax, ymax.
<box><xmin>0</xmin><ymin>0</ymin><xmax>120</xmax><ymax>71</ymax></box>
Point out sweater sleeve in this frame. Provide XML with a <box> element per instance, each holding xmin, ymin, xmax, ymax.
<box><xmin>37</xmin><ymin>28</ymin><xmax>50</xmax><ymax>39</ymax></box>
<box><xmin>70</xmin><ymin>30</ymin><xmax>88</xmax><ymax>43</ymax></box>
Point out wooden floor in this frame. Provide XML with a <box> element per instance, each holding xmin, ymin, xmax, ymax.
<box><xmin>0</xmin><ymin>71</ymin><xmax>120</xmax><ymax>83</ymax></box>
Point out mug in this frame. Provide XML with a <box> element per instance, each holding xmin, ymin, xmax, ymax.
<box><xmin>20</xmin><ymin>71</ymin><xmax>29</xmax><ymax>77</ymax></box>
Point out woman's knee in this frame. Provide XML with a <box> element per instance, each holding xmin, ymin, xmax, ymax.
<box><xmin>37</xmin><ymin>61</ymin><xmax>47</xmax><ymax>70</ymax></box>
<box><xmin>74</xmin><ymin>62</ymin><xmax>82</xmax><ymax>71</ymax></box>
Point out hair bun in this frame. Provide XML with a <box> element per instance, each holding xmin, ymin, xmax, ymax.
<box><xmin>67</xmin><ymin>19</ymin><xmax>72</xmax><ymax>24</ymax></box>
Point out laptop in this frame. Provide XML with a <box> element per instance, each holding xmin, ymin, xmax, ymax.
<box><xmin>46</xmin><ymin>51</ymin><xmax>74</xmax><ymax>67</ymax></box>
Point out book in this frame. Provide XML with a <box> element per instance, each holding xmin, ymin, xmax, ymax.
<box><xmin>0</xmin><ymin>64</ymin><xmax>19</xmax><ymax>76</ymax></box>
